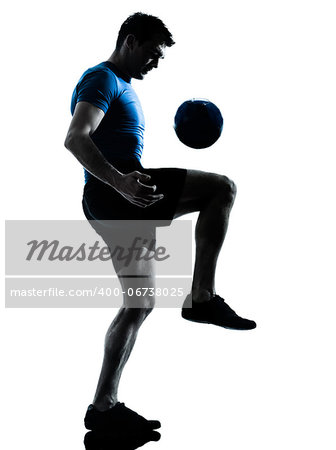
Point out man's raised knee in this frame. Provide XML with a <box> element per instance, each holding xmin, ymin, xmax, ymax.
<box><xmin>218</xmin><ymin>176</ymin><xmax>237</xmax><ymax>204</ymax></box>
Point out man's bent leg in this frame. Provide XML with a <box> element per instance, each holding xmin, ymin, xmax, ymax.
<box><xmin>174</xmin><ymin>169</ymin><xmax>236</xmax><ymax>301</ymax></box>
<box><xmin>174</xmin><ymin>169</ymin><xmax>256</xmax><ymax>329</ymax></box>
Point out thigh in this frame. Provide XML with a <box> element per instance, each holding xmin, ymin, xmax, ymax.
<box><xmin>95</xmin><ymin>223</ymin><xmax>156</xmax><ymax>308</ymax></box>
<box><xmin>173</xmin><ymin>169</ymin><xmax>232</xmax><ymax>218</ymax></box>
<box><xmin>95</xmin><ymin>222</ymin><xmax>156</xmax><ymax>274</ymax></box>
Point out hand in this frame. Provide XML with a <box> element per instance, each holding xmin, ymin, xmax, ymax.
<box><xmin>114</xmin><ymin>171</ymin><xmax>164</xmax><ymax>207</ymax></box>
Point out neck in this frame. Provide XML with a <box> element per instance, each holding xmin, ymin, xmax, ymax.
<box><xmin>108</xmin><ymin>50</ymin><xmax>131</xmax><ymax>80</ymax></box>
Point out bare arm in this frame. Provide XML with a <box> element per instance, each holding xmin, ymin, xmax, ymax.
<box><xmin>64</xmin><ymin>102</ymin><xmax>163</xmax><ymax>207</ymax></box>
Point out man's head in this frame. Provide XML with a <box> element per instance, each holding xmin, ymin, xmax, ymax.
<box><xmin>114</xmin><ymin>12</ymin><xmax>175</xmax><ymax>80</ymax></box>
<box><xmin>116</xmin><ymin>13</ymin><xmax>175</xmax><ymax>50</ymax></box>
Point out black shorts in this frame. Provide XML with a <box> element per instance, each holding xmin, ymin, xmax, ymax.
<box><xmin>82</xmin><ymin>159</ymin><xmax>187</xmax><ymax>262</ymax></box>
<box><xmin>82</xmin><ymin>158</ymin><xmax>187</xmax><ymax>223</ymax></box>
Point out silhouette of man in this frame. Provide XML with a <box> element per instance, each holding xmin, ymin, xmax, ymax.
<box><xmin>65</xmin><ymin>12</ymin><xmax>256</xmax><ymax>441</ymax></box>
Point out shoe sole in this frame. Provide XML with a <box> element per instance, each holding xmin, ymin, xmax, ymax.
<box><xmin>84</xmin><ymin>417</ymin><xmax>161</xmax><ymax>432</ymax></box>
<box><xmin>182</xmin><ymin>310</ymin><xmax>256</xmax><ymax>331</ymax></box>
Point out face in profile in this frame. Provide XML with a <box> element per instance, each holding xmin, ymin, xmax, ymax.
<box><xmin>127</xmin><ymin>37</ymin><xmax>166</xmax><ymax>80</ymax></box>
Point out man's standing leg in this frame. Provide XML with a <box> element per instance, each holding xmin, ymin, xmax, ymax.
<box><xmin>84</xmin><ymin>236</ymin><xmax>161</xmax><ymax>437</ymax></box>
<box><xmin>174</xmin><ymin>170</ymin><xmax>256</xmax><ymax>330</ymax></box>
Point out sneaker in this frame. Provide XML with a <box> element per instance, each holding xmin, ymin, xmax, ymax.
<box><xmin>181</xmin><ymin>293</ymin><xmax>256</xmax><ymax>330</ymax></box>
<box><xmin>84</xmin><ymin>402</ymin><xmax>161</xmax><ymax>433</ymax></box>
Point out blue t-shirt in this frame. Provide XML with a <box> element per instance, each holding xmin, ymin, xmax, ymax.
<box><xmin>71</xmin><ymin>61</ymin><xmax>145</xmax><ymax>183</ymax></box>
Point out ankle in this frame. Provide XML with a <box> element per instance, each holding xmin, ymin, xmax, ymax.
<box><xmin>192</xmin><ymin>288</ymin><xmax>214</xmax><ymax>303</ymax></box>
<box><xmin>93</xmin><ymin>397</ymin><xmax>118</xmax><ymax>412</ymax></box>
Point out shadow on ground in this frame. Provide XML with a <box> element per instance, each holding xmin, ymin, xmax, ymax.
<box><xmin>84</xmin><ymin>429</ymin><xmax>161</xmax><ymax>450</ymax></box>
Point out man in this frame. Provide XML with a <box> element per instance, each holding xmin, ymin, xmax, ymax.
<box><xmin>65</xmin><ymin>12</ymin><xmax>256</xmax><ymax>442</ymax></box>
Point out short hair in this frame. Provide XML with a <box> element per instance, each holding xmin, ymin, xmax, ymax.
<box><xmin>116</xmin><ymin>12</ymin><xmax>175</xmax><ymax>49</ymax></box>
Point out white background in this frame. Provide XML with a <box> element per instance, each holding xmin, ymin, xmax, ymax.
<box><xmin>2</xmin><ymin>0</ymin><xmax>336</xmax><ymax>449</ymax></box>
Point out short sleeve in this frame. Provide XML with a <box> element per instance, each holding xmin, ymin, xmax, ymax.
<box><xmin>75</xmin><ymin>70</ymin><xmax>119</xmax><ymax>113</ymax></box>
